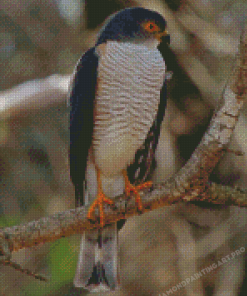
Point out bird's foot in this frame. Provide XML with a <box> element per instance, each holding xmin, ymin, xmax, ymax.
<box><xmin>123</xmin><ymin>170</ymin><xmax>152</xmax><ymax>212</ymax></box>
<box><xmin>87</xmin><ymin>167</ymin><xmax>114</xmax><ymax>227</ymax></box>
<box><xmin>87</xmin><ymin>191</ymin><xmax>114</xmax><ymax>227</ymax></box>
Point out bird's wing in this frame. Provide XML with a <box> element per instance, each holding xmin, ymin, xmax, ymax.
<box><xmin>69</xmin><ymin>47</ymin><xmax>99</xmax><ymax>206</ymax></box>
<box><xmin>127</xmin><ymin>80</ymin><xmax>167</xmax><ymax>185</ymax></box>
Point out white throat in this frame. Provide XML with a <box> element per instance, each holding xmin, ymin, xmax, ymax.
<box><xmin>129</xmin><ymin>38</ymin><xmax>160</xmax><ymax>49</ymax></box>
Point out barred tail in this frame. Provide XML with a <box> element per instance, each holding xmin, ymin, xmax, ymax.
<box><xmin>74</xmin><ymin>224</ymin><xmax>119</xmax><ymax>291</ymax></box>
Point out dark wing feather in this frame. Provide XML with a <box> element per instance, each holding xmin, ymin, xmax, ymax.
<box><xmin>127</xmin><ymin>80</ymin><xmax>167</xmax><ymax>185</ymax></box>
<box><xmin>69</xmin><ymin>47</ymin><xmax>99</xmax><ymax>206</ymax></box>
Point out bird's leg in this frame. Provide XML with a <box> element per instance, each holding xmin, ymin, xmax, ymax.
<box><xmin>122</xmin><ymin>170</ymin><xmax>152</xmax><ymax>212</ymax></box>
<box><xmin>87</xmin><ymin>167</ymin><xmax>114</xmax><ymax>227</ymax></box>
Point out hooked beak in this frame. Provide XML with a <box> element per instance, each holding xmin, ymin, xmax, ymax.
<box><xmin>155</xmin><ymin>29</ymin><xmax>170</xmax><ymax>44</ymax></box>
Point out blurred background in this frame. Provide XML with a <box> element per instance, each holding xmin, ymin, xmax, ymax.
<box><xmin>0</xmin><ymin>0</ymin><xmax>247</xmax><ymax>295</ymax></box>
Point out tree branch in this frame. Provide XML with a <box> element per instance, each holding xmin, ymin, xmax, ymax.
<box><xmin>0</xmin><ymin>179</ymin><xmax>247</xmax><ymax>255</ymax></box>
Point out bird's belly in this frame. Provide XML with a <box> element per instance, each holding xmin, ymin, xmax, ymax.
<box><xmin>93</xmin><ymin>41</ymin><xmax>166</xmax><ymax>177</ymax></box>
<box><xmin>93</xmin><ymin>126</ymin><xmax>143</xmax><ymax>176</ymax></box>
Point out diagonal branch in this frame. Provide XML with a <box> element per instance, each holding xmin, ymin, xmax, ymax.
<box><xmin>0</xmin><ymin>180</ymin><xmax>247</xmax><ymax>255</ymax></box>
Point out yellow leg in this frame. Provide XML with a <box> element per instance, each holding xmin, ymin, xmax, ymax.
<box><xmin>122</xmin><ymin>170</ymin><xmax>152</xmax><ymax>212</ymax></box>
<box><xmin>87</xmin><ymin>167</ymin><xmax>114</xmax><ymax>227</ymax></box>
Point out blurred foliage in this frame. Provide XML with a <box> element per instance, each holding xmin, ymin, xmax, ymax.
<box><xmin>48</xmin><ymin>238</ymin><xmax>77</xmax><ymax>282</ymax></box>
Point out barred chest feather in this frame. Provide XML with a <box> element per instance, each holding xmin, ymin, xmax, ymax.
<box><xmin>93</xmin><ymin>41</ymin><xmax>166</xmax><ymax>176</ymax></box>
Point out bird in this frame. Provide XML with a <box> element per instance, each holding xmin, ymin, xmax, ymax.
<box><xmin>69</xmin><ymin>7</ymin><xmax>170</xmax><ymax>292</ymax></box>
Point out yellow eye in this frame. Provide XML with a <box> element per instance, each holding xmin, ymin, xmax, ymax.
<box><xmin>144</xmin><ymin>21</ymin><xmax>160</xmax><ymax>33</ymax></box>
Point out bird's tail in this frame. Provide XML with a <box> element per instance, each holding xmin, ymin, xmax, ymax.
<box><xmin>73</xmin><ymin>223</ymin><xmax>119</xmax><ymax>291</ymax></box>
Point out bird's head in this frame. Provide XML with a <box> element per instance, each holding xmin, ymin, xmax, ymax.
<box><xmin>96</xmin><ymin>7</ymin><xmax>170</xmax><ymax>48</ymax></box>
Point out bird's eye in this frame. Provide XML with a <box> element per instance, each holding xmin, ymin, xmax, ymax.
<box><xmin>144</xmin><ymin>21</ymin><xmax>159</xmax><ymax>33</ymax></box>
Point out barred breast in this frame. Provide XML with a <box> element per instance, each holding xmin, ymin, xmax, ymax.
<box><xmin>93</xmin><ymin>41</ymin><xmax>166</xmax><ymax>176</ymax></box>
